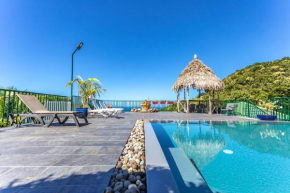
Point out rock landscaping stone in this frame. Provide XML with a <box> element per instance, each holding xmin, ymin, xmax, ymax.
<box><xmin>105</xmin><ymin>186</ymin><xmax>112</xmax><ymax>193</ymax></box>
<box><xmin>116</xmin><ymin>173</ymin><xmax>123</xmax><ymax>181</ymax></box>
<box><xmin>124</xmin><ymin>180</ymin><xmax>131</xmax><ymax>188</ymax></box>
<box><xmin>114</xmin><ymin>181</ymin><xmax>123</xmax><ymax>192</ymax></box>
<box><xmin>138</xmin><ymin>183</ymin><xmax>146</xmax><ymax>191</ymax></box>
<box><xmin>126</xmin><ymin>184</ymin><xmax>140</xmax><ymax>193</ymax></box>
<box><xmin>105</xmin><ymin>120</ymin><xmax>147</xmax><ymax>192</ymax></box>
<box><xmin>129</xmin><ymin>174</ymin><xmax>136</xmax><ymax>183</ymax></box>
<box><xmin>136</xmin><ymin>180</ymin><xmax>141</xmax><ymax>186</ymax></box>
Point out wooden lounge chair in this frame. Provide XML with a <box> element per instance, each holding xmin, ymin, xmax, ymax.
<box><xmin>9</xmin><ymin>94</ymin><xmax>88</xmax><ymax>127</ymax></box>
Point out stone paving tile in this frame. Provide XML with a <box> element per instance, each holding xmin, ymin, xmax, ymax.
<box><xmin>73</xmin><ymin>136</ymin><xmax>110</xmax><ymax>141</ymax></box>
<box><xmin>0</xmin><ymin>147</ymin><xmax>54</xmax><ymax>155</ymax></box>
<box><xmin>70</xmin><ymin>147</ymin><xmax>102</xmax><ymax>155</ymax></box>
<box><xmin>43</xmin><ymin>147</ymin><xmax>76</xmax><ymax>155</ymax></box>
<box><xmin>26</xmin><ymin>166</ymin><xmax>81</xmax><ymax>188</ymax></box>
<box><xmin>15</xmin><ymin>187</ymin><xmax>62</xmax><ymax>193</ymax></box>
<box><xmin>31</xmin><ymin>136</ymin><xmax>77</xmax><ymax>141</ymax></box>
<box><xmin>0</xmin><ymin>155</ymin><xmax>65</xmax><ymax>166</ymax></box>
<box><xmin>0</xmin><ymin>167</ymin><xmax>47</xmax><ymax>189</ymax></box>
<box><xmin>76</xmin><ymin>131</ymin><xmax>118</xmax><ymax>136</ymax></box>
<box><xmin>0</xmin><ymin>167</ymin><xmax>13</xmax><ymax>176</ymax></box>
<box><xmin>0</xmin><ymin>156</ymin><xmax>10</xmax><ymax>162</ymax></box>
<box><xmin>108</xmin><ymin>135</ymin><xmax>130</xmax><ymax>141</ymax></box>
<box><xmin>47</xmin><ymin>141</ymin><xmax>87</xmax><ymax>146</ymax></box>
<box><xmin>97</xmin><ymin>146</ymin><xmax>124</xmax><ymax>154</ymax></box>
<box><xmin>66</xmin><ymin>166</ymin><xmax>113</xmax><ymax>186</ymax></box>
<box><xmin>0</xmin><ymin>141</ymin><xmax>84</xmax><ymax>148</ymax></box>
<box><xmin>53</xmin><ymin>155</ymin><xmax>119</xmax><ymax>166</ymax></box>
<box><xmin>0</xmin><ymin>187</ymin><xmax>21</xmax><ymax>193</ymax></box>
<box><xmin>82</xmin><ymin>141</ymin><xmax>126</xmax><ymax>147</ymax></box>
<box><xmin>58</xmin><ymin>185</ymin><xmax>103</xmax><ymax>193</ymax></box>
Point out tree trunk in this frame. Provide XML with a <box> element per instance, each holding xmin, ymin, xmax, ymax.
<box><xmin>85</xmin><ymin>95</ymin><xmax>89</xmax><ymax>108</ymax></box>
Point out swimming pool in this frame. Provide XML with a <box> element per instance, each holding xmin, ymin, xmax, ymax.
<box><xmin>150</xmin><ymin>120</ymin><xmax>290</xmax><ymax>193</ymax></box>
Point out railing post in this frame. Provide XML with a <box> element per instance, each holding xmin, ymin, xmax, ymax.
<box><xmin>247</xmin><ymin>100</ymin><xmax>250</xmax><ymax>117</ymax></box>
<box><xmin>6</xmin><ymin>91</ymin><xmax>11</xmax><ymax>121</ymax></box>
<box><xmin>1</xmin><ymin>90</ymin><xmax>6</xmax><ymax>120</ymax></box>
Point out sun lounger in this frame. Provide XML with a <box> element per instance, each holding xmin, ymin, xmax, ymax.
<box><xmin>9</xmin><ymin>94</ymin><xmax>88</xmax><ymax>127</ymax></box>
<box><xmin>102</xmin><ymin>101</ymin><xmax>123</xmax><ymax>111</ymax></box>
<box><xmin>92</xmin><ymin>100</ymin><xmax>123</xmax><ymax>116</ymax></box>
<box><xmin>86</xmin><ymin>102</ymin><xmax>115</xmax><ymax>118</ymax></box>
<box><xmin>221</xmin><ymin>103</ymin><xmax>235</xmax><ymax>115</ymax></box>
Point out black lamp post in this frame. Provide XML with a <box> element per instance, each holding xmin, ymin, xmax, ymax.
<box><xmin>71</xmin><ymin>42</ymin><xmax>84</xmax><ymax>110</ymax></box>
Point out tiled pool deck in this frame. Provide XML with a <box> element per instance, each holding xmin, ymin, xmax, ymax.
<box><xmin>0</xmin><ymin>112</ymin><xmax>253</xmax><ymax>193</ymax></box>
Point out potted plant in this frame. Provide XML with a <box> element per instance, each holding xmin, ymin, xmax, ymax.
<box><xmin>167</xmin><ymin>101</ymin><xmax>174</xmax><ymax>104</ymax></box>
<box><xmin>152</xmin><ymin>100</ymin><xmax>158</xmax><ymax>104</ymax></box>
<box><xmin>160</xmin><ymin>100</ymin><xmax>166</xmax><ymax>104</ymax></box>
<box><xmin>141</xmin><ymin>100</ymin><xmax>151</xmax><ymax>111</ymax></box>
<box><xmin>66</xmin><ymin>75</ymin><xmax>106</xmax><ymax>117</ymax></box>
<box><xmin>257</xmin><ymin>101</ymin><xmax>277</xmax><ymax>120</ymax></box>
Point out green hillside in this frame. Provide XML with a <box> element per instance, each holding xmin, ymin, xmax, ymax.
<box><xmin>218</xmin><ymin>57</ymin><xmax>290</xmax><ymax>104</ymax></box>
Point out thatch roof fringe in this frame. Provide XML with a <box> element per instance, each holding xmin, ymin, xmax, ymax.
<box><xmin>172</xmin><ymin>55</ymin><xmax>224</xmax><ymax>92</ymax></box>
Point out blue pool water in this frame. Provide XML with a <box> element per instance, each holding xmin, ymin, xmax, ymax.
<box><xmin>151</xmin><ymin>120</ymin><xmax>290</xmax><ymax>193</ymax></box>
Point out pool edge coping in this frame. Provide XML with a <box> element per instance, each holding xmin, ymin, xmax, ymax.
<box><xmin>144</xmin><ymin>123</ymin><xmax>180</xmax><ymax>193</ymax></box>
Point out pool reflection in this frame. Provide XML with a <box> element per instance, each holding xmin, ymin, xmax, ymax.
<box><xmin>172</xmin><ymin>121</ymin><xmax>226</xmax><ymax>169</ymax></box>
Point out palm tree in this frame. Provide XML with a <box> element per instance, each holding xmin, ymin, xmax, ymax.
<box><xmin>66</xmin><ymin>75</ymin><xmax>106</xmax><ymax>108</ymax></box>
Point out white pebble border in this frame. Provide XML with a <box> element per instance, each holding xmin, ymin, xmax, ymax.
<box><xmin>105</xmin><ymin>120</ymin><xmax>148</xmax><ymax>193</ymax></box>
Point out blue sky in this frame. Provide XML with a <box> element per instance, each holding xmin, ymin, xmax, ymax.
<box><xmin>0</xmin><ymin>0</ymin><xmax>289</xmax><ymax>100</ymax></box>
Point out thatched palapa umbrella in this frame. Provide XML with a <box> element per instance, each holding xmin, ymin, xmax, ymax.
<box><xmin>172</xmin><ymin>55</ymin><xmax>224</xmax><ymax>114</ymax></box>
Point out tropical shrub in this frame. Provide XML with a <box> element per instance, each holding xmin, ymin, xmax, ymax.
<box><xmin>0</xmin><ymin>119</ymin><xmax>11</xmax><ymax>128</ymax></box>
<box><xmin>160</xmin><ymin>102</ymin><xmax>183</xmax><ymax>112</ymax></box>
<box><xmin>66</xmin><ymin>75</ymin><xmax>106</xmax><ymax>108</ymax></box>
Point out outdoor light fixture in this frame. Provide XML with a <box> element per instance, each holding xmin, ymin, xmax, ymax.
<box><xmin>71</xmin><ymin>42</ymin><xmax>84</xmax><ymax>110</ymax></box>
<box><xmin>77</xmin><ymin>42</ymin><xmax>84</xmax><ymax>50</ymax></box>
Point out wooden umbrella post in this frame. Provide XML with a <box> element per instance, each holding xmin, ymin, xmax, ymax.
<box><xmin>177</xmin><ymin>91</ymin><xmax>180</xmax><ymax>113</ymax></box>
<box><xmin>187</xmin><ymin>88</ymin><xmax>189</xmax><ymax>113</ymax></box>
<box><xmin>208</xmin><ymin>90</ymin><xmax>212</xmax><ymax>115</ymax></box>
<box><xmin>212</xmin><ymin>90</ymin><xmax>215</xmax><ymax>113</ymax></box>
<box><xmin>198</xmin><ymin>89</ymin><xmax>201</xmax><ymax>105</ymax></box>
<box><xmin>217</xmin><ymin>91</ymin><xmax>220</xmax><ymax>114</ymax></box>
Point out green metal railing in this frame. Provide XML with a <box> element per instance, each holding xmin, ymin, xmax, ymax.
<box><xmin>1</xmin><ymin>88</ymin><xmax>289</xmax><ymax>122</ymax></box>
<box><xmin>0</xmin><ymin>89</ymin><xmax>70</xmax><ymax>122</ymax></box>
<box><xmin>223</xmin><ymin>99</ymin><xmax>266</xmax><ymax>118</ymax></box>
<box><xmin>271</xmin><ymin>97</ymin><xmax>290</xmax><ymax>121</ymax></box>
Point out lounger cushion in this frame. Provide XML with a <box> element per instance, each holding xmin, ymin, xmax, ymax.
<box><xmin>34</xmin><ymin>111</ymin><xmax>82</xmax><ymax>114</ymax></box>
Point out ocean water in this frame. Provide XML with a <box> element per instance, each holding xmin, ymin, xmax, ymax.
<box><xmin>151</xmin><ymin>120</ymin><xmax>290</xmax><ymax>193</ymax></box>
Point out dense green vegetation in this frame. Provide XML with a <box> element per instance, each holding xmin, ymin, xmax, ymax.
<box><xmin>0</xmin><ymin>119</ymin><xmax>11</xmax><ymax>128</ymax></box>
<box><xmin>218</xmin><ymin>57</ymin><xmax>290</xmax><ymax>104</ymax></box>
<box><xmin>0</xmin><ymin>86</ymin><xmax>17</xmax><ymax>128</ymax></box>
<box><xmin>160</xmin><ymin>102</ymin><xmax>184</xmax><ymax>112</ymax></box>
